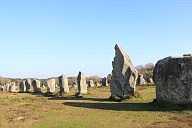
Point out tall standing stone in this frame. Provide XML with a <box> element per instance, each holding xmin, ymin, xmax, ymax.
<box><xmin>32</xmin><ymin>79</ymin><xmax>41</xmax><ymax>93</ymax></box>
<box><xmin>47</xmin><ymin>78</ymin><xmax>56</xmax><ymax>93</ymax></box>
<box><xmin>77</xmin><ymin>71</ymin><xmax>87</xmax><ymax>96</ymax></box>
<box><xmin>110</xmin><ymin>44</ymin><xmax>138</xmax><ymax>99</ymax></box>
<box><xmin>137</xmin><ymin>74</ymin><xmax>146</xmax><ymax>86</ymax></box>
<box><xmin>154</xmin><ymin>56</ymin><xmax>192</xmax><ymax>104</ymax></box>
<box><xmin>25</xmin><ymin>78</ymin><xmax>32</xmax><ymax>92</ymax></box>
<box><xmin>102</xmin><ymin>77</ymin><xmax>108</xmax><ymax>86</ymax></box>
<box><xmin>88</xmin><ymin>80</ymin><xmax>94</xmax><ymax>87</ymax></box>
<box><xmin>58</xmin><ymin>75</ymin><xmax>69</xmax><ymax>93</ymax></box>
<box><xmin>19</xmin><ymin>80</ymin><xmax>26</xmax><ymax>92</ymax></box>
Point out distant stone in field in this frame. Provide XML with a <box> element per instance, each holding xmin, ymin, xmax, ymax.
<box><xmin>107</xmin><ymin>74</ymin><xmax>112</xmax><ymax>84</ymax></box>
<box><xmin>19</xmin><ymin>80</ymin><xmax>26</xmax><ymax>92</ymax></box>
<box><xmin>72</xmin><ymin>82</ymin><xmax>77</xmax><ymax>88</ymax></box>
<box><xmin>154</xmin><ymin>56</ymin><xmax>192</xmax><ymax>104</ymax></box>
<box><xmin>77</xmin><ymin>71</ymin><xmax>87</xmax><ymax>96</ymax></box>
<box><xmin>147</xmin><ymin>78</ymin><xmax>154</xmax><ymax>84</ymax></box>
<box><xmin>58</xmin><ymin>75</ymin><xmax>69</xmax><ymax>93</ymax></box>
<box><xmin>32</xmin><ymin>79</ymin><xmax>41</xmax><ymax>93</ymax></box>
<box><xmin>88</xmin><ymin>80</ymin><xmax>94</xmax><ymax>87</ymax></box>
<box><xmin>47</xmin><ymin>78</ymin><xmax>56</xmax><ymax>93</ymax></box>
<box><xmin>102</xmin><ymin>77</ymin><xmax>108</xmax><ymax>86</ymax></box>
<box><xmin>9</xmin><ymin>82</ymin><xmax>16</xmax><ymax>92</ymax></box>
<box><xmin>110</xmin><ymin>44</ymin><xmax>138</xmax><ymax>99</ymax></box>
<box><xmin>6</xmin><ymin>83</ymin><xmax>10</xmax><ymax>92</ymax></box>
<box><xmin>137</xmin><ymin>74</ymin><xmax>146</xmax><ymax>86</ymax></box>
<box><xmin>96</xmin><ymin>82</ymin><xmax>101</xmax><ymax>87</ymax></box>
<box><xmin>25</xmin><ymin>78</ymin><xmax>32</xmax><ymax>92</ymax></box>
<box><xmin>42</xmin><ymin>84</ymin><xmax>46</xmax><ymax>89</ymax></box>
<box><xmin>55</xmin><ymin>84</ymin><xmax>58</xmax><ymax>88</ymax></box>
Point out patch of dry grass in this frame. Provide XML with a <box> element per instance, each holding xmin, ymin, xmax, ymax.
<box><xmin>0</xmin><ymin>86</ymin><xmax>191</xmax><ymax>128</ymax></box>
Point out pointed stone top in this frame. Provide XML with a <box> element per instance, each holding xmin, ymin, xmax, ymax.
<box><xmin>78</xmin><ymin>71</ymin><xmax>85</xmax><ymax>78</ymax></box>
<box><xmin>114</xmin><ymin>44</ymin><xmax>132</xmax><ymax>64</ymax></box>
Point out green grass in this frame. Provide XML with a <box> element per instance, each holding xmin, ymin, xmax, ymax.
<box><xmin>0</xmin><ymin>86</ymin><xmax>191</xmax><ymax>128</ymax></box>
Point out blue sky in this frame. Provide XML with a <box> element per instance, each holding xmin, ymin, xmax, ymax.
<box><xmin>0</xmin><ymin>0</ymin><xmax>192</xmax><ymax>78</ymax></box>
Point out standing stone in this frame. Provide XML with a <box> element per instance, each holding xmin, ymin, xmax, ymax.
<box><xmin>58</xmin><ymin>75</ymin><xmax>69</xmax><ymax>93</ymax></box>
<box><xmin>47</xmin><ymin>78</ymin><xmax>56</xmax><ymax>93</ymax></box>
<box><xmin>42</xmin><ymin>84</ymin><xmax>46</xmax><ymax>89</ymax></box>
<box><xmin>88</xmin><ymin>80</ymin><xmax>94</xmax><ymax>87</ymax></box>
<box><xmin>72</xmin><ymin>82</ymin><xmax>77</xmax><ymax>88</ymax></box>
<box><xmin>32</xmin><ymin>79</ymin><xmax>41</xmax><ymax>93</ymax></box>
<box><xmin>154</xmin><ymin>56</ymin><xmax>192</xmax><ymax>104</ymax></box>
<box><xmin>25</xmin><ymin>78</ymin><xmax>32</xmax><ymax>92</ymax></box>
<box><xmin>9</xmin><ymin>82</ymin><xmax>16</xmax><ymax>92</ymax></box>
<box><xmin>77</xmin><ymin>71</ymin><xmax>87</xmax><ymax>96</ymax></box>
<box><xmin>96</xmin><ymin>82</ymin><xmax>101</xmax><ymax>87</ymax></box>
<box><xmin>102</xmin><ymin>77</ymin><xmax>108</xmax><ymax>86</ymax></box>
<box><xmin>107</xmin><ymin>74</ymin><xmax>112</xmax><ymax>84</ymax></box>
<box><xmin>110</xmin><ymin>44</ymin><xmax>138</xmax><ymax>99</ymax></box>
<box><xmin>137</xmin><ymin>74</ymin><xmax>146</xmax><ymax>86</ymax></box>
<box><xmin>147</xmin><ymin>78</ymin><xmax>154</xmax><ymax>84</ymax></box>
<box><xmin>6</xmin><ymin>83</ymin><xmax>10</xmax><ymax>92</ymax></box>
<box><xmin>19</xmin><ymin>80</ymin><xmax>26</xmax><ymax>92</ymax></box>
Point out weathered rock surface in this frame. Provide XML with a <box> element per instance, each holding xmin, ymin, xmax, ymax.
<box><xmin>102</xmin><ymin>77</ymin><xmax>108</xmax><ymax>86</ymax></box>
<box><xmin>47</xmin><ymin>78</ymin><xmax>56</xmax><ymax>93</ymax></box>
<box><xmin>77</xmin><ymin>71</ymin><xmax>87</xmax><ymax>95</ymax></box>
<box><xmin>110</xmin><ymin>44</ymin><xmax>138</xmax><ymax>98</ymax></box>
<box><xmin>58</xmin><ymin>75</ymin><xmax>69</xmax><ymax>93</ymax></box>
<box><xmin>19</xmin><ymin>80</ymin><xmax>26</xmax><ymax>92</ymax></box>
<box><xmin>88</xmin><ymin>80</ymin><xmax>94</xmax><ymax>87</ymax></box>
<box><xmin>154</xmin><ymin>56</ymin><xmax>192</xmax><ymax>104</ymax></box>
<box><xmin>32</xmin><ymin>79</ymin><xmax>41</xmax><ymax>93</ymax></box>
<box><xmin>137</xmin><ymin>74</ymin><xmax>146</xmax><ymax>86</ymax></box>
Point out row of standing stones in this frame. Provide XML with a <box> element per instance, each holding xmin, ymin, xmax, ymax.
<box><xmin>0</xmin><ymin>73</ymin><xmax>109</xmax><ymax>96</ymax></box>
<box><xmin>110</xmin><ymin>44</ymin><xmax>192</xmax><ymax>105</ymax></box>
<box><xmin>0</xmin><ymin>44</ymin><xmax>191</xmax><ymax>105</ymax></box>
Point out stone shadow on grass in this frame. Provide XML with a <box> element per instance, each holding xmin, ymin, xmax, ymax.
<box><xmin>63</xmin><ymin>102</ymin><xmax>192</xmax><ymax>112</ymax></box>
<box><xmin>48</xmin><ymin>96</ymin><xmax>109</xmax><ymax>102</ymax></box>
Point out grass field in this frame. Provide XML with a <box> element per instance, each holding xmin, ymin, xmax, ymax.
<box><xmin>0</xmin><ymin>86</ymin><xmax>191</xmax><ymax>128</ymax></box>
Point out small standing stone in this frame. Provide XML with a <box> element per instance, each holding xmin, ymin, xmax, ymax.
<box><xmin>19</xmin><ymin>80</ymin><xmax>26</xmax><ymax>92</ymax></box>
<box><xmin>25</xmin><ymin>78</ymin><xmax>32</xmax><ymax>92</ymax></box>
<box><xmin>47</xmin><ymin>78</ymin><xmax>56</xmax><ymax>93</ymax></box>
<box><xmin>72</xmin><ymin>82</ymin><xmax>77</xmax><ymax>88</ymax></box>
<box><xmin>147</xmin><ymin>78</ymin><xmax>154</xmax><ymax>84</ymax></box>
<box><xmin>102</xmin><ymin>77</ymin><xmax>108</xmax><ymax>86</ymax></box>
<box><xmin>77</xmin><ymin>71</ymin><xmax>87</xmax><ymax>96</ymax></box>
<box><xmin>137</xmin><ymin>74</ymin><xmax>146</xmax><ymax>86</ymax></box>
<box><xmin>9</xmin><ymin>82</ymin><xmax>16</xmax><ymax>92</ymax></box>
<box><xmin>96</xmin><ymin>82</ymin><xmax>101</xmax><ymax>87</ymax></box>
<box><xmin>58</xmin><ymin>75</ymin><xmax>69</xmax><ymax>93</ymax></box>
<box><xmin>88</xmin><ymin>80</ymin><xmax>94</xmax><ymax>87</ymax></box>
<box><xmin>6</xmin><ymin>83</ymin><xmax>10</xmax><ymax>92</ymax></box>
<box><xmin>32</xmin><ymin>79</ymin><xmax>42</xmax><ymax>93</ymax></box>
